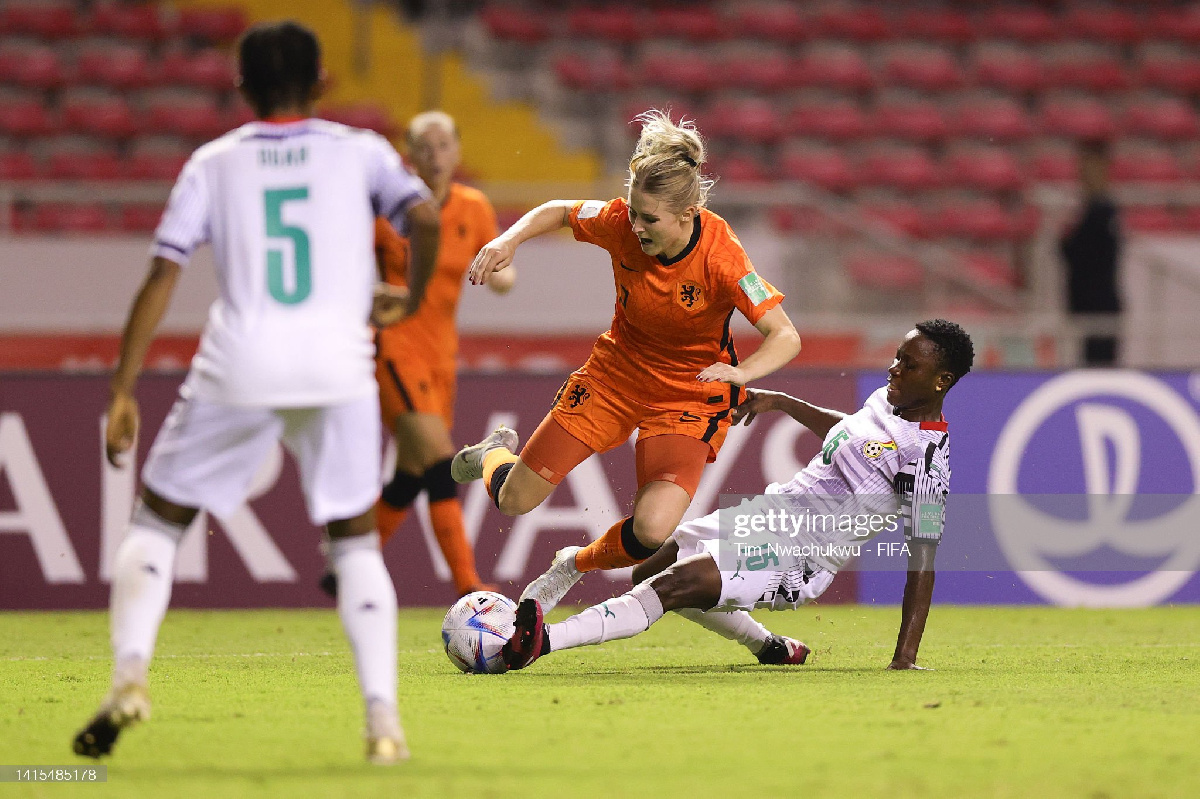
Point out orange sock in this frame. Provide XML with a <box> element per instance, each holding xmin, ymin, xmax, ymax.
<box><xmin>482</xmin><ymin>447</ymin><xmax>519</xmax><ymax>500</ymax></box>
<box><xmin>429</xmin><ymin>498</ymin><xmax>487</xmax><ymax>594</ymax></box>
<box><xmin>574</xmin><ymin>518</ymin><xmax>656</xmax><ymax>573</ymax></box>
<box><xmin>376</xmin><ymin>499</ymin><xmax>410</xmax><ymax>547</ymax></box>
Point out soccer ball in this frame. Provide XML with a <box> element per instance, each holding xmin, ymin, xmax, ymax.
<box><xmin>442</xmin><ymin>591</ymin><xmax>517</xmax><ymax>674</ymax></box>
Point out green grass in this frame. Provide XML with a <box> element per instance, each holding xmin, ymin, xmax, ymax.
<box><xmin>1</xmin><ymin>606</ymin><xmax>1197</xmax><ymax>798</ymax></box>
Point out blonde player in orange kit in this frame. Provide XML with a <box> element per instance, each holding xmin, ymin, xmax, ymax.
<box><xmin>452</xmin><ymin>110</ymin><xmax>802</xmax><ymax>627</ymax></box>
<box><xmin>320</xmin><ymin>111</ymin><xmax>514</xmax><ymax>598</ymax></box>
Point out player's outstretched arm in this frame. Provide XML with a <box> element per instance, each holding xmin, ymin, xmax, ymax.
<box><xmin>731</xmin><ymin>388</ymin><xmax>847</xmax><ymax>439</ymax></box>
<box><xmin>467</xmin><ymin>200</ymin><xmax>576</xmax><ymax>285</ymax></box>
<box><xmin>698</xmin><ymin>305</ymin><xmax>800</xmax><ymax>387</ymax></box>
<box><xmin>402</xmin><ymin>198</ymin><xmax>442</xmax><ymax>313</ymax></box>
<box><xmin>888</xmin><ymin>540</ymin><xmax>938</xmax><ymax>670</ymax></box>
<box><xmin>106</xmin><ymin>256</ymin><xmax>182</xmax><ymax>467</ymax></box>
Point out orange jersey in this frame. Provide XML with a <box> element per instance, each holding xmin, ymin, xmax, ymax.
<box><xmin>568</xmin><ymin>197</ymin><xmax>784</xmax><ymax>408</ymax></box>
<box><xmin>375</xmin><ymin>183</ymin><xmax>499</xmax><ymax>365</ymax></box>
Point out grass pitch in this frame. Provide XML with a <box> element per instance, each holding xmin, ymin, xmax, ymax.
<box><xmin>1</xmin><ymin>605</ymin><xmax>1196</xmax><ymax>798</ymax></box>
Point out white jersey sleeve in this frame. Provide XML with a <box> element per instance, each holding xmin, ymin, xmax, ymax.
<box><xmin>152</xmin><ymin>157</ymin><xmax>211</xmax><ymax>266</ymax></box>
<box><xmin>364</xmin><ymin>133</ymin><xmax>432</xmax><ymax>231</ymax></box>
<box><xmin>894</xmin><ymin>431</ymin><xmax>951</xmax><ymax>543</ymax></box>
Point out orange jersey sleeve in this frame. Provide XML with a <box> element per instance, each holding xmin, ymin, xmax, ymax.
<box><xmin>374</xmin><ymin>216</ymin><xmax>409</xmax><ymax>287</ymax></box>
<box><xmin>568</xmin><ymin>199</ymin><xmax>628</xmax><ymax>252</ymax></box>
<box><xmin>706</xmin><ymin>228</ymin><xmax>784</xmax><ymax>326</ymax></box>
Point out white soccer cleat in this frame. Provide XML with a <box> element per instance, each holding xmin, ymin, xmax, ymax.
<box><xmin>450</xmin><ymin>426</ymin><xmax>519</xmax><ymax>484</ymax></box>
<box><xmin>365</xmin><ymin>700</ymin><xmax>410</xmax><ymax>765</ymax></box>
<box><xmin>519</xmin><ymin>545</ymin><xmax>584</xmax><ymax>613</ymax></box>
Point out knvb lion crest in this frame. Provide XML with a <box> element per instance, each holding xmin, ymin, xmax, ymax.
<box><xmin>556</xmin><ymin>381</ymin><xmax>591</xmax><ymax>410</ymax></box>
<box><xmin>676</xmin><ymin>281</ymin><xmax>707</xmax><ymax>311</ymax></box>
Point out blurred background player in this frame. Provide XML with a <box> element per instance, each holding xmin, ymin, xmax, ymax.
<box><xmin>453</xmin><ymin>110</ymin><xmax>802</xmax><ymax>612</ymax></box>
<box><xmin>503</xmin><ymin>320</ymin><xmax>974</xmax><ymax>673</ymax></box>
<box><xmin>72</xmin><ymin>21</ymin><xmax>440</xmax><ymax>765</ymax></box>
<box><xmin>320</xmin><ymin>111</ymin><xmax>514</xmax><ymax>599</ymax></box>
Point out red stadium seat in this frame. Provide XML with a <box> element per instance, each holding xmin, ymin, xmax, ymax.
<box><xmin>961</xmin><ymin>251</ymin><xmax>1020</xmax><ymax>289</ymax></box>
<box><xmin>60</xmin><ymin>93</ymin><xmax>138</xmax><ymax>139</ymax></box>
<box><xmin>650</xmin><ymin>6</ymin><xmax>726</xmax><ymax>42</ymax></box>
<box><xmin>895</xmin><ymin>9</ymin><xmax>975</xmax><ymax>44</ymax></box>
<box><xmin>76</xmin><ymin>44</ymin><xmax>153</xmax><ymax>90</ymax></box>
<box><xmin>0</xmin><ymin>44</ymin><xmax>68</xmax><ymax>90</ymax></box>
<box><xmin>0</xmin><ymin>97</ymin><xmax>55</xmax><ymax>137</ymax></box>
<box><xmin>1123</xmin><ymin>207</ymin><xmax>1177</xmax><ymax>233</ymax></box>
<box><xmin>1176</xmin><ymin>207</ymin><xmax>1200</xmax><ymax>233</ymax></box>
<box><xmin>861</xmin><ymin>203</ymin><xmax>930</xmax><ymax>239</ymax></box>
<box><xmin>980</xmin><ymin>7</ymin><xmax>1057</xmax><ymax>43</ymax></box>
<box><xmin>177</xmin><ymin>7</ymin><xmax>247</xmax><ymax>43</ymax></box>
<box><xmin>480</xmin><ymin>4</ymin><xmax>550</xmax><ymax>44</ymax></box>
<box><xmin>1030</xmin><ymin>147</ymin><xmax>1078</xmax><ymax>181</ymax></box>
<box><xmin>704</xmin><ymin>97</ymin><xmax>781</xmax><ymax>144</ymax></box>
<box><xmin>144</xmin><ymin>94</ymin><xmax>226</xmax><ymax>139</ymax></box>
<box><xmin>950</xmin><ymin>96</ymin><xmax>1033</xmax><ymax>142</ymax></box>
<box><xmin>640</xmin><ymin>49</ymin><xmax>715</xmax><ymax>94</ymax></box>
<box><xmin>779</xmin><ymin>146</ymin><xmax>858</xmax><ymax>192</ymax></box>
<box><xmin>118</xmin><ymin>204</ymin><xmax>165</xmax><ymax>233</ymax></box>
<box><xmin>566</xmin><ymin>7</ymin><xmax>641</xmax><ymax>44</ymax></box>
<box><xmin>0</xmin><ymin>151</ymin><xmax>38</xmax><ymax>179</ymax></box>
<box><xmin>812</xmin><ymin>6</ymin><xmax>890</xmax><ymax>42</ymax></box>
<box><xmin>971</xmin><ymin>45</ymin><xmax>1044</xmax><ymax>93</ymax></box>
<box><xmin>1146</xmin><ymin>7</ymin><xmax>1200</xmax><ymax>44</ymax></box>
<box><xmin>46</xmin><ymin>149</ymin><xmax>123</xmax><ymax>180</ymax></box>
<box><xmin>1</xmin><ymin>1</ymin><xmax>79</xmax><ymax>39</ymax></box>
<box><xmin>1138</xmin><ymin>52</ymin><xmax>1200</xmax><ymax>94</ymax></box>
<box><xmin>160</xmin><ymin>49</ymin><xmax>237</xmax><ymax>91</ymax></box>
<box><xmin>784</xmin><ymin>98</ymin><xmax>870</xmax><ymax>141</ymax></box>
<box><xmin>944</xmin><ymin>148</ymin><xmax>1025</xmax><ymax>192</ymax></box>
<box><xmin>845</xmin><ymin>252</ymin><xmax>925</xmax><ymax>291</ymax></box>
<box><xmin>1123</xmin><ymin>98</ymin><xmax>1200</xmax><ymax>141</ymax></box>
<box><xmin>718</xmin><ymin>49</ymin><xmax>792</xmax><ymax>93</ymax></box>
<box><xmin>707</xmin><ymin>152</ymin><xmax>769</xmax><ymax>184</ymax></box>
<box><xmin>768</xmin><ymin>205</ymin><xmax>843</xmax><ymax>236</ymax></box>
<box><xmin>1045</xmin><ymin>49</ymin><xmax>1131</xmax><ymax>91</ymax></box>
<box><xmin>729</xmin><ymin>3</ymin><xmax>809</xmax><ymax>44</ymax></box>
<box><xmin>860</xmin><ymin>146</ymin><xmax>942</xmax><ymax>191</ymax></box>
<box><xmin>1111</xmin><ymin>149</ymin><xmax>1184</xmax><ymax>183</ymax></box>
<box><xmin>937</xmin><ymin>199</ymin><xmax>1021</xmax><ymax>241</ymax></box>
<box><xmin>92</xmin><ymin>2</ymin><xmax>175</xmax><ymax>41</ymax></box>
<box><xmin>793</xmin><ymin>45</ymin><xmax>874</xmax><ymax>92</ymax></box>
<box><xmin>553</xmin><ymin>53</ymin><xmax>632</xmax><ymax>92</ymax></box>
<box><xmin>126</xmin><ymin>149</ymin><xmax>190</xmax><ymax>181</ymax></box>
<box><xmin>1039</xmin><ymin>96</ymin><xmax>1116</xmax><ymax>139</ymax></box>
<box><xmin>29</xmin><ymin>203</ymin><xmax>111</xmax><ymax>233</ymax></box>
<box><xmin>320</xmin><ymin>104</ymin><xmax>397</xmax><ymax>136</ymax></box>
<box><xmin>1063</xmin><ymin>7</ymin><xmax>1142</xmax><ymax>45</ymax></box>
<box><xmin>880</xmin><ymin>46</ymin><xmax>965</xmax><ymax>92</ymax></box>
<box><xmin>873</xmin><ymin>98</ymin><xmax>948</xmax><ymax>142</ymax></box>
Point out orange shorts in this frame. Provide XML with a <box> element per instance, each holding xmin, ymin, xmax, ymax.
<box><xmin>519</xmin><ymin>372</ymin><xmax>735</xmax><ymax>497</ymax></box>
<box><xmin>376</xmin><ymin>351</ymin><xmax>456</xmax><ymax>429</ymax></box>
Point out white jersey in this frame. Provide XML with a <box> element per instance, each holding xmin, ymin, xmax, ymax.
<box><xmin>767</xmin><ymin>386</ymin><xmax>951</xmax><ymax>570</ymax></box>
<box><xmin>153</xmin><ymin>119</ymin><xmax>432</xmax><ymax>407</ymax></box>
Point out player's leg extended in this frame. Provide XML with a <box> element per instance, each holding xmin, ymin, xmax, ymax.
<box><xmin>505</xmin><ymin>554</ymin><xmax>723</xmax><ymax>670</ymax></box>
<box><xmin>74</xmin><ymin>490</ymin><xmax>195</xmax><ymax>758</ymax></box>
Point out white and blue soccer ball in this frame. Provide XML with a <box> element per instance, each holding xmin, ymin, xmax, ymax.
<box><xmin>442</xmin><ymin>591</ymin><xmax>517</xmax><ymax>674</ymax></box>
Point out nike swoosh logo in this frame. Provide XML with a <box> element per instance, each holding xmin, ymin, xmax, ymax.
<box><xmin>619</xmin><ymin>262</ymin><xmax>640</xmax><ymax>272</ymax></box>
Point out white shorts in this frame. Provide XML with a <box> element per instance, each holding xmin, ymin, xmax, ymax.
<box><xmin>142</xmin><ymin>387</ymin><xmax>381</xmax><ymax>525</ymax></box>
<box><xmin>671</xmin><ymin>510</ymin><xmax>836</xmax><ymax>612</ymax></box>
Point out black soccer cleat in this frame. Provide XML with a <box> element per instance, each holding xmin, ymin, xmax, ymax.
<box><xmin>502</xmin><ymin>599</ymin><xmax>547</xmax><ymax>671</ymax></box>
<box><xmin>318</xmin><ymin>570</ymin><xmax>338</xmax><ymax>599</ymax></box>
<box><xmin>756</xmin><ymin>634</ymin><xmax>811</xmax><ymax>665</ymax></box>
<box><xmin>73</xmin><ymin>714</ymin><xmax>121</xmax><ymax>759</ymax></box>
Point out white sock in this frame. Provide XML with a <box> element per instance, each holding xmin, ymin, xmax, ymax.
<box><xmin>109</xmin><ymin>504</ymin><xmax>184</xmax><ymax>685</ymax></box>
<box><xmin>547</xmin><ymin>583</ymin><xmax>664</xmax><ymax>652</ymax></box>
<box><xmin>675</xmin><ymin>608</ymin><xmax>772</xmax><ymax>655</ymax></box>
<box><xmin>332</xmin><ymin>532</ymin><xmax>397</xmax><ymax>708</ymax></box>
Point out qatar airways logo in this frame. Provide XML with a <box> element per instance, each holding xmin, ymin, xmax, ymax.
<box><xmin>988</xmin><ymin>372</ymin><xmax>1200</xmax><ymax>607</ymax></box>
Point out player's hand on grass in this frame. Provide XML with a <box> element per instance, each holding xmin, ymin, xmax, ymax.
<box><xmin>731</xmin><ymin>389</ymin><xmax>781</xmax><ymax>425</ymax></box>
<box><xmin>887</xmin><ymin>660</ymin><xmax>934</xmax><ymax>670</ymax></box>
<box><xmin>698</xmin><ymin>362</ymin><xmax>747</xmax><ymax>386</ymax></box>
<box><xmin>105</xmin><ymin>390</ymin><xmax>140</xmax><ymax>468</ymax></box>
<box><xmin>371</xmin><ymin>283</ymin><xmax>412</xmax><ymax>327</ymax></box>
<box><xmin>468</xmin><ymin>237</ymin><xmax>516</xmax><ymax>286</ymax></box>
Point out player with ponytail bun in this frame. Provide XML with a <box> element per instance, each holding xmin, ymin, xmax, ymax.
<box><xmin>454</xmin><ymin>110</ymin><xmax>803</xmax><ymax>652</ymax></box>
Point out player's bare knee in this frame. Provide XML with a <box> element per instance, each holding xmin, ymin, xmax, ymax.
<box><xmin>632</xmin><ymin>541</ymin><xmax>680</xmax><ymax>584</ymax></box>
<box><xmin>141</xmin><ymin>489</ymin><xmax>198</xmax><ymax>527</ymax></box>
<box><xmin>630</xmin><ymin>514</ymin><xmax>672</xmax><ymax>549</ymax></box>
<box><xmin>650</xmin><ymin>555</ymin><xmax>721</xmax><ymax>611</ymax></box>
<box><xmin>328</xmin><ymin>508</ymin><xmax>376</xmax><ymax>540</ymax></box>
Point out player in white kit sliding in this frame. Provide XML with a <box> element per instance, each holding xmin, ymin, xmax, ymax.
<box><xmin>72</xmin><ymin>22</ymin><xmax>440</xmax><ymax>765</ymax></box>
<box><xmin>503</xmin><ymin>320</ymin><xmax>973</xmax><ymax>672</ymax></box>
